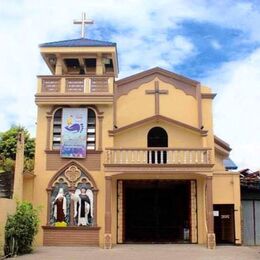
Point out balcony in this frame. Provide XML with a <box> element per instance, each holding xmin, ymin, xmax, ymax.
<box><xmin>35</xmin><ymin>75</ymin><xmax>114</xmax><ymax>105</ymax></box>
<box><xmin>104</xmin><ymin>148</ymin><xmax>213</xmax><ymax>174</ymax></box>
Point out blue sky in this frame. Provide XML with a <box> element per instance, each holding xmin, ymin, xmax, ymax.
<box><xmin>0</xmin><ymin>0</ymin><xmax>260</xmax><ymax>170</ymax></box>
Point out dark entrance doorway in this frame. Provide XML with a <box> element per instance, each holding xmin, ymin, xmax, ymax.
<box><xmin>213</xmin><ymin>204</ymin><xmax>235</xmax><ymax>244</ymax></box>
<box><xmin>147</xmin><ymin>127</ymin><xmax>168</xmax><ymax>164</ymax></box>
<box><xmin>124</xmin><ymin>180</ymin><xmax>190</xmax><ymax>243</ymax></box>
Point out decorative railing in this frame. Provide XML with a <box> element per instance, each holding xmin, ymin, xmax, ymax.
<box><xmin>90</xmin><ymin>77</ymin><xmax>109</xmax><ymax>92</ymax></box>
<box><xmin>38</xmin><ymin>76</ymin><xmax>112</xmax><ymax>94</ymax></box>
<box><xmin>66</xmin><ymin>78</ymin><xmax>84</xmax><ymax>92</ymax></box>
<box><xmin>105</xmin><ymin>148</ymin><xmax>211</xmax><ymax>165</ymax></box>
<box><xmin>42</xmin><ymin>78</ymin><xmax>60</xmax><ymax>92</ymax></box>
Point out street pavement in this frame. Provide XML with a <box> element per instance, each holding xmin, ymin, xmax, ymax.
<box><xmin>8</xmin><ymin>244</ymin><xmax>260</xmax><ymax>260</ymax></box>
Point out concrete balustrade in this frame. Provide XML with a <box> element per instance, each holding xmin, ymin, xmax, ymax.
<box><xmin>38</xmin><ymin>76</ymin><xmax>113</xmax><ymax>94</ymax></box>
<box><xmin>105</xmin><ymin>148</ymin><xmax>211</xmax><ymax>165</ymax></box>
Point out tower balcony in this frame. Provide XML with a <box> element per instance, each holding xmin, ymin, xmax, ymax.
<box><xmin>35</xmin><ymin>75</ymin><xmax>114</xmax><ymax>105</ymax></box>
<box><xmin>104</xmin><ymin>148</ymin><xmax>213</xmax><ymax>174</ymax></box>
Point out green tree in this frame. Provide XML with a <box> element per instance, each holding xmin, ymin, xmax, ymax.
<box><xmin>0</xmin><ymin>126</ymin><xmax>35</xmax><ymax>172</ymax></box>
<box><xmin>4</xmin><ymin>201</ymin><xmax>40</xmax><ymax>256</ymax></box>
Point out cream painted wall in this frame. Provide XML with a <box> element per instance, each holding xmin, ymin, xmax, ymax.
<box><xmin>23</xmin><ymin>178</ymin><xmax>34</xmax><ymax>202</ymax></box>
<box><xmin>201</xmin><ymin>95</ymin><xmax>215</xmax><ymax>164</ymax></box>
<box><xmin>116</xmin><ymin>82</ymin><xmax>154</xmax><ymax>127</ymax></box>
<box><xmin>114</xmin><ymin>121</ymin><xmax>202</xmax><ymax>148</ymax></box>
<box><xmin>214</xmin><ymin>151</ymin><xmax>226</xmax><ymax>171</ymax></box>
<box><xmin>212</xmin><ymin>172</ymin><xmax>241</xmax><ymax>244</ymax></box>
<box><xmin>116</xmin><ymin>78</ymin><xmax>198</xmax><ymax>128</ymax></box>
<box><xmin>30</xmin><ymin>60</ymin><xmax>241</xmax><ymax>247</ymax></box>
<box><xmin>160</xmin><ymin>82</ymin><xmax>198</xmax><ymax>127</ymax></box>
<box><xmin>32</xmin><ymin>103</ymin><xmax>114</xmax><ymax>246</ymax></box>
<box><xmin>0</xmin><ymin>199</ymin><xmax>16</xmax><ymax>256</ymax></box>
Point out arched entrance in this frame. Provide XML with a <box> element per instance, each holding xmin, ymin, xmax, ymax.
<box><xmin>147</xmin><ymin>127</ymin><xmax>168</xmax><ymax>164</ymax></box>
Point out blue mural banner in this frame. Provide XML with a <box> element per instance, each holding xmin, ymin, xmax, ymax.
<box><xmin>60</xmin><ymin>108</ymin><xmax>88</xmax><ymax>158</ymax></box>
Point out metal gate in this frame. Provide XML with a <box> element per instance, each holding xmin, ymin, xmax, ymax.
<box><xmin>242</xmin><ymin>200</ymin><xmax>260</xmax><ymax>245</ymax></box>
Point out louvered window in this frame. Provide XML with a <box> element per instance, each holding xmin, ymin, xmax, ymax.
<box><xmin>52</xmin><ymin>108</ymin><xmax>62</xmax><ymax>149</ymax></box>
<box><xmin>86</xmin><ymin>109</ymin><xmax>96</xmax><ymax>150</ymax></box>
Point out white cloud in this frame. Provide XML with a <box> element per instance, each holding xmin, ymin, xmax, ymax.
<box><xmin>202</xmin><ymin>48</ymin><xmax>260</xmax><ymax>171</ymax></box>
<box><xmin>115</xmin><ymin>33</ymin><xmax>196</xmax><ymax>78</ymax></box>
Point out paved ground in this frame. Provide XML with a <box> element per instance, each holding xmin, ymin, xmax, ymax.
<box><xmin>8</xmin><ymin>244</ymin><xmax>260</xmax><ymax>260</ymax></box>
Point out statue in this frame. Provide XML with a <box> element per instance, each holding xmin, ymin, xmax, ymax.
<box><xmin>71</xmin><ymin>188</ymin><xmax>93</xmax><ymax>226</ymax></box>
<box><xmin>53</xmin><ymin>188</ymin><xmax>67</xmax><ymax>223</ymax></box>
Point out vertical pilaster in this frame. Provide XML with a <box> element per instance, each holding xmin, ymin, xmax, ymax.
<box><xmin>55</xmin><ymin>57</ymin><xmax>63</xmax><ymax>75</ymax></box>
<box><xmin>13</xmin><ymin>132</ymin><xmax>24</xmax><ymax>201</ymax></box>
<box><xmin>97</xmin><ymin>115</ymin><xmax>103</xmax><ymax>151</ymax></box>
<box><xmin>191</xmin><ymin>180</ymin><xmax>198</xmax><ymax>243</ymax></box>
<box><xmin>46</xmin><ymin>114</ymin><xmax>52</xmax><ymax>150</ymax></box>
<box><xmin>96</xmin><ymin>54</ymin><xmax>103</xmax><ymax>75</ymax></box>
<box><xmin>92</xmin><ymin>189</ymin><xmax>98</xmax><ymax>227</ymax></box>
<box><xmin>117</xmin><ymin>180</ymin><xmax>123</xmax><ymax>243</ymax></box>
<box><xmin>104</xmin><ymin>176</ymin><xmax>112</xmax><ymax>248</ymax></box>
<box><xmin>46</xmin><ymin>189</ymin><xmax>51</xmax><ymax>225</ymax></box>
<box><xmin>206</xmin><ymin>176</ymin><xmax>216</xmax><ymax>249</ymax></box>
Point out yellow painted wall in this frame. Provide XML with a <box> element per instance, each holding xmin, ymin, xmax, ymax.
<box><xmin>116</xmin><ymin>78</ymin><xmax>198</xmax><ymax>128</ymax></box>
<box><xmin>30</xmin><ymin>61</ymin><xmax>241</xmax><ymax>248</ymax></box>
<box><xmin>201</xmin><ymin>87</ymin><xmax>215</xmax><ymax>163</ymax></box>
<box><xmin>212</xmin><ymin>172</ymin><xmax>241</xmax><ymax>244</ymax></box>
<box><xmin>114</xmin><ymin>121</ymin><xmax>202</xmax><ymax>148</ymax></box>
<box><xmin>23</xmin><ymin>178</ymin><xmax>34</xmax><ymax>202</ymax></box>
<box><xmin>160</xmin><ymin>82</ymin><xmax>198</xmax><ymax>127</ymax></box>
<box><xmin>214</xmin><ymin>151</ymin><xmax>226</xmax><ymax>171</ymax></box>
<box><xmin>0</xmin><ymin>199</ymin><xmax>16</xmax><ymax>256</ymax></box>
<box><xmin>32</xmin><ymin>104</ymin><xmax>114</xmax><ymax>246</ymax></box>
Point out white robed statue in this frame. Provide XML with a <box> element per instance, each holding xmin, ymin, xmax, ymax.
<box><xmin>53</xmin><ymin>188</ymin><xmax>67</xmax><ymax>222</ymax></box>
<box><xmin>71</xmin><ymin>188</ymin><xmax>93</xmax><ymax>226</ymax></box>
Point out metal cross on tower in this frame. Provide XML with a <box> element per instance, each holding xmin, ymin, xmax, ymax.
<box><xmin>73</xmin><ymin>12</ymin><xmax>94</xmax><ymax>38</ymax></box>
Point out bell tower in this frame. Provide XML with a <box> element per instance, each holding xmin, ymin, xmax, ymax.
<box><xmin>33</xmin><ymin>13</ymin><xmax>118</xmax><ymax>247</ymax></box>
<box><xmin>36</xmin><ymin>12</ymin><xmax>118</xmax><ymax>109</ymax></box>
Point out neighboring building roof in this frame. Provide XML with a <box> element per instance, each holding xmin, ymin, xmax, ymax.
<box><xmin>39</xmin><ymin>38</ymin><xmax>116</xmax><ymax>47</ymax></box>
<box><xmin>224</xmin><ymin>158</ymin><xmax>238</xmax><ymax>170</ymax></box>
<box><xmin>240</xmin><ymin>168</ymin><xmax>260</xmax><ymax>190</ymax></box>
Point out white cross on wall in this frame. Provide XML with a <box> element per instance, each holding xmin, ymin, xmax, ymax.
<box><xmin>73</xmin><ymin>12</ymin><xmax>94</xmax><ymax>38</ymax></box>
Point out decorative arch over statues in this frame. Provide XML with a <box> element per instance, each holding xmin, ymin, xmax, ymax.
<box><xmin>46</xmin><ymin>161</ymin><xmax>98</xmax><ymax>227</ymax></box>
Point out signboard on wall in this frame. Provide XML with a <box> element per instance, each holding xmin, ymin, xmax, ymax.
<box><xmin>60</xmin><ymin>108</ymin><xmax>88</xmax><ymax>158</ymax></box>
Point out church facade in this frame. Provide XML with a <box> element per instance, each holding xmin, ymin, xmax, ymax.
<box><xmin>23</xmin><ymin>22</ymin><xmax>242</xmax><ymax>249</ymax></box>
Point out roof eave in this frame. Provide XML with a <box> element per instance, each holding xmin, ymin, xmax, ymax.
<box><xmin>116</xmin><ymin>67</ymin><xmax>200</xmax><ymax>87</ymax></box>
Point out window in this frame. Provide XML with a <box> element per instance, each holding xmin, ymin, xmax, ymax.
<box><xmin>147</xmin><ymin>127</ymin><xmax>168</xmax><ymax>164</ymax></box>
<box><xmin>64</xmin><ymin>58</ymin><xmax>80</xmax><ymax>74</ymax></box>
<box><xmin>52</xmin><ymin>108</ymin><xmax>62</xmax><ymax>149</ymax></box>
<box><xmin>86</xmin><ymin>109</ymin><xmax>96</xmax><ymax>150</ymax></box>
<box><xmin>52</xmin><ymin>107</ymin><xmax>96</xmax><ymax>150</ymax></box>
<box><xmin>104</xmin><ymin>58</ymin><xmax>114</xmax><ymax>73</ymax></box>
<box><xmin>84</xmin><ymin>58</ymin><xmax>96</xmax><ymax>73</ymax></box>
